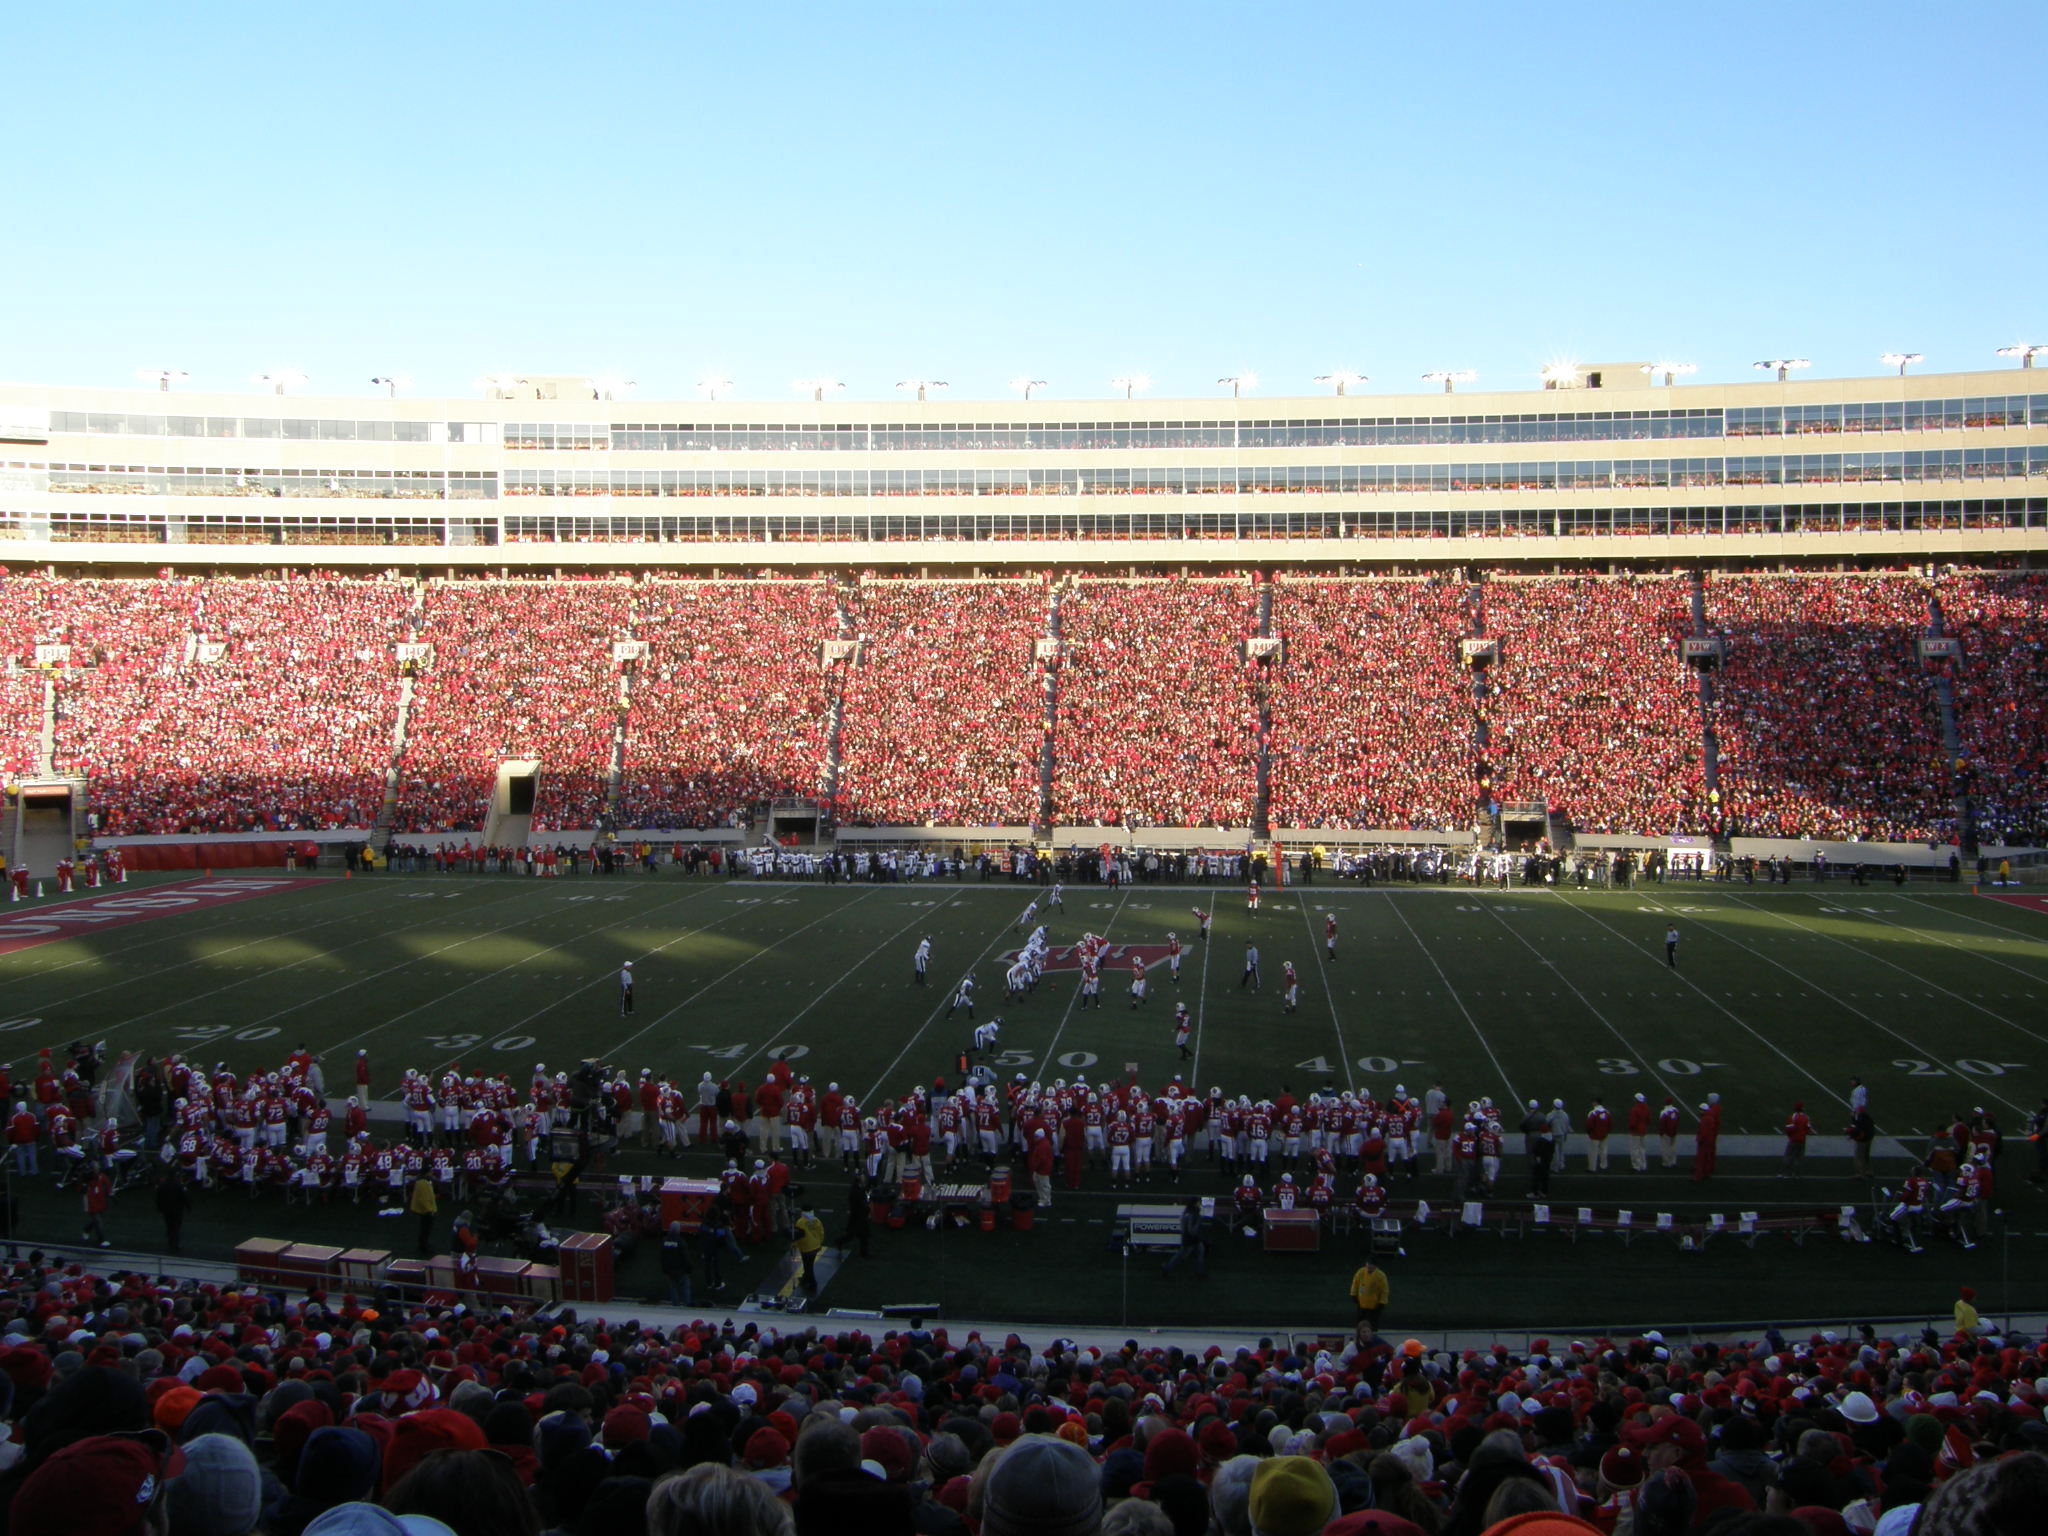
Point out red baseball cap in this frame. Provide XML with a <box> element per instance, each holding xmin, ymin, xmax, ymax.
<box><xmin>12</xmin><ymin>1432</ymin><xmax>184</xmax><ymax>1536</ymax></box>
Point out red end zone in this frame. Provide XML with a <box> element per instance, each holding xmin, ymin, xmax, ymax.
<box><xmin>1983</xmin><ymin>892</ymin><xmax>2048</xmax><ymax>917</ymax></box>
<box><xmin>0</xmin><ymin>877</ymin><xmax>329</xmax><ymax>956</ymax></box>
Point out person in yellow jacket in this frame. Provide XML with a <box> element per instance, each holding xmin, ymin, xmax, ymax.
<box><xmin>1349</xmin><ymin>1259</ymin><xmax>1389</xmax><ymax>1328</ymax></box>
<box><xmin>794</xmin><ymin>1207</ymin><xmax>826</xmax><ymax>1294</ymax></box>
<box><xmin>409</xmin><ymin>1175</ymin><xmax>439</xmax><ymax>1256</ymax></box>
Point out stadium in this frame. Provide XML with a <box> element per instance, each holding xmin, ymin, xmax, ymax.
<box><xmin>0</xmin><ymin>364</ymin><xmax>2044</xmax><ymax>1299</ymax></box>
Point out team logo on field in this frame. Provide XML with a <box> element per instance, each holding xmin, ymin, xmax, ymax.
<box><xmin>1002</xmin><ymin>942</ymin><xmax>1178</xmax><ymax>975</ymax></box>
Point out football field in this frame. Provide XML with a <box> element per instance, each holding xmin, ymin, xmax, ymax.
<box><xmin>5</xmin><ymin>868</ymin><xmax>2046</xmax><ymax>1331</ymax></box>
<box><xmin>6</xmin><ymin>871</ymin><xmax>2044</xmax><ymax>1135</ymax></box>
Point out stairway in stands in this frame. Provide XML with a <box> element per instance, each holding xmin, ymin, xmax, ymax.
<box><xmin>1037</xmin><ymin>581</ymin><xmax>1064</xmax><ymax>833</ymax></box>
<box><xmin>1688</xmin><ymin>570</ymin><xmax>1724</xmax><ymax>847</ymax></box>
<box><xmin>37</xmin><ymin>678</ymin><xmax>55</xmax><ymax>777</ymax></box>
<box><xmin>1251</xmin><ymin>573</ymin><xmax>1276</xmax><ymax>839</ymax></box>
<box><xmin>817</xmin><ymin>576</ymin><xmax>858</xmax><ymax>822</ymax></box>
<box><xmin>371</xmin><ymin>672</ymin><xmax>414</xmax><ymax>853</ymax></box>
<box><xmin>1924</xmin><ymin>584</ymin><xmax>1975</xmax><ymax>853</ymax></box>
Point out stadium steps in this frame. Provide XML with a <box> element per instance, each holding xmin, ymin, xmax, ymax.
<box><xmin>1689</xmin><ymin>571</ymin><xmax>1725</xmax><ymax>840</ymax></box>
<box><xmin>1252</xmin><ymin>573</ymin><xmax>1275</xmax><ymax>838</ymax></box>
<box><xmin>371</xmin><ymin>673</ymin><xmax>417</xmax><ymax>851</ymax></box>
<box><xmin>37</xmin><ymin>678</ymin><xmax>55</xmax><ymax>776</ymax></box>
<box><xmin>1924</xmin><ymin>589</ymin><xmax>1976</xmax><ymax>852</ymax></box>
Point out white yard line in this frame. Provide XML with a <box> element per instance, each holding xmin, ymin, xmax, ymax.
<box><xmin>1379</xmin><ymin>892</ymin><xmax>1520</xmax><ymax>1106</ymax></box>
<box><xmin>307</xmin><ymin>883</ymin><xmax>727</xmax><ymax>1063</ymax></box>
<box><xmin>1</xmin><ymin>879</ymin><xmax>373</xmax><ymax>988</ymax></box>
<box><xmin>1721</xmin><ymin>893</ymin><xmax>2048</xmax><ymax>1081</ymax></box>
<box><xmin>606</xmin><ymin>887</ymin><xmax>887</xmax><ymax>1060</ymax></box>
<box><xmin>1478</xmin><ymin>897</ymin><xmax>1694</xmax><ymax>1110</ymax></box>
<box><xmin>707</xmin><ymin>895</ymin><xmax>950</xmax><ymax>1081</ymax></box>
<box><xmin>1039</xmin><ymin>888</ymin><xmax>1133</xmax><ymax>1084</ymax></box>
<box><xmin>80</xmin><ymin>884</ymin><xmax>577</xmax><ymax>1043</ymax></box>
<box><xmin>1882</xmin><ymin>895</ymin><xmax>2048</xmax><ymax>988</ymax></box>
<box><xmin>860</xmin><ymin>892</ymin><xmax>1046</xmax><ymax>1103</ymax></box>
<box><xmin>1297</xmin><ymin>890</ymin><xmax>1356</xmax><ymax>1091</ymax></box>
<box><xmin>1189</xmin><ymin>908</ymin><xmax>1217</xmax><ymax>1090</ymax></box>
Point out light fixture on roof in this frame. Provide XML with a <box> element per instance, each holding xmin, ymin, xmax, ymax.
<box><xmin>136</xmin><ymin>368</ymin><xmax>189</xmax><ymax>393</ymax></box>
<box><xmin>1314</xmin><ymin>371</ymin><xmax>1368</xmax><ymax>396</ymax></box>
<box><xmin>895</xmin><ymin>379</ymin><xmax>949</xmax><ymax>403</ymax></box>
<box><xmin>370</xmin><ymin>375</ymin><xmax>412</xmax><ymax>398</ymax></box>
<box><xmin>475</xmin><ymin>374</ymin><xmax>522</xmax><ymax>397</ymax></box>
<box><xmin>794</xmin><ymin>378</ymin><xmax>844</xmax><ymax>402</ymax></box>
<box><xmin>1110</xmin><ymin>374</ymin><xmax>1151</xmax><ymax>400</ymax></box>
<box><xmin>697</xmin><ymin>375</ymin><xmax>735</xmax><ymax>400</ymax></box>
<box><xmin>1640</xmin><ymin>362</ymin><xmax>1697</xmax><ymax>387</ymax></box>
<box><xmin>1881</xmin><ymin>352</ymin><xmax>1923</xmax><ymax>377</ymax></box>
<box><xmin>590</xmin><ymin>375</ymin><xmax>636</xmax><ymax>401</ymax></box>
<box><xmin>1995</xmin><ymin>344</ymin><xmax>2047</xmax><ymax>370</ymax></box>
<box><xmin>254</xmin><ymin>370</ymin><xmax>307</xmax><ymax>396</ymax></box>
<box><xmin>1217</xmin><ymin>373</ymin><xmax>1257</xmax><ymax>399</ymax></box>
<box><xmin>1422</xmin><ymin>369</ymin><xmax>1475</xmax><ymax>394</ymax></box>
<box><xmin>1752</xmin><ymin>358</ymin><xmax>1810</xmax><ymax>382</ymax></box>
<box><xmin>1010</xmin><ymin>378</ymin><xmax>1047</xmax><ymax>400</ymax></box>
<box><xmin>1540</xmin><ymin>361</ymin><xmax>1584</xmax><ymax>390</ymax></box>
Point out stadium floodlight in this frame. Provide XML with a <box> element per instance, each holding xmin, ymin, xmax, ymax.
<box><xmin>1217</xmin><ymin>373</ymin><xmax>1257</xmax><ymax>398</ymax></box>
<box><xmin>1995</xmin><ymin>344</ymin><xmax>2047</xmax><ymax>369</ymax></box>
<box><xmin>794</xmin><ymin>378</ymin><xmax>844</xmax><ymax>401</ymax></box>
<box><xmin>1881</xmin><ymin>352</ymin><xmax>1923</xmax><ymax>377</ymax></box>
<box><xmin>896</xmin><ymin>379</ymin><xmax>949</xmax><ymax>402</ymax></box>
<box><xmin>1753</xmin><ymin>358</ymin><xmax>1810</xmax><ymax>381</ymax></box>
<box><xmin>1422</xmin><ymin>369</ymin><xmax>1475</xmax><ymax>394</ymax></box>
<box><xmin>1110</xmin><ymin>374</ymin><xmax>1150</xmax><ymax>400</ymax></box>
<box><xmin>1540</xmin><ymin>361</ymin><xmax>1582</xmax><ymax>389</ymax></box>
<box><xmin>136</xmin><ymin>368</ymin><xmax>189</xmax><ymax>393</ymax></box>
<box><xmin>1010</xmin><ymin>378</ymin><xmax>1047</xmax><ymax>400</ymax></box>
<box><xmin>1314</xmin><ymin>371</ymin><xmax>1367</xmax><ymax>396</ymax></box>
<box><xmin>1640</xmin><ymin>362</ymin><xmax>1697</xmax><ymax>387</ymax></box>
<box><xmin>697</xmin><ymin>375</ymin><xmax>735</xmax><ymax>400</ymax></box>
<box><xmin>370</xmin><ymin>375</ymin><xmax>411</xmax><ymax>398</ymax></box>
<box><xmin>590</xmin><ymin>375</ymin><xmax>636</xmax><ymax>400</ymax></box>
<box><xmin>254</xmin><ymin>371</ymin><xmax>307</xmax><ymax>395</ymax></box>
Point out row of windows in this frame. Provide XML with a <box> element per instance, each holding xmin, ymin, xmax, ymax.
<box><xmin>42</xmin><ymin>468</ymin><xmax>495</xmax><ymax>501</ymax></box>
<box><xmin>19</xmin><ymin>448</ymin><xmax>2047</xmax><ymax>504</ymax></box>
<box><xmin>503</xmin><ymin>450</ymin><xmax>2048</xmax><ymax>497</ymax></box>
<box><xmin>493</xmin><ymin>497</ymin><xmax>2045</xmax><ymax>541</ymax></box>
<box><xmin>46</xmin><ymin>395</ymin><xmax>2048</xmax><ymax>451</ymax></box>
<box><xmin>12</xmin><ymin>498</ymin><xmax>2042</xmax><ymax>546</ymax></box>
<box><xmin>46</xmin><ymin>412</ymin><xmax>495</xmax><ymax>443</ymax></box>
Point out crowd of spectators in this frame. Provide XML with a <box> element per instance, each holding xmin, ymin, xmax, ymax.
<box><xmin>1266</xmin><ymin>577</ymin><xmax>1477</xmax><ymax>832</ymax></box>
<box><xmin>0</xmin><ymin>575</ymin><xmax>404</xmax><ymax>834</ymax></box>
<box><xmin>614</xmin><ymin>579</ymin><xmax>837</xmax><ymax>830</ymax></box>
<box><xmin>3</xmin><ymin>568</ymin><xmax>2045</xmax><ymax>848</ymax></box>
<box><xmin>0</xmin><ymin>1251</ymin><xmax>2041</xmax><ymax>1536</ymax></box>
<box><xmin>1937</xmin><ymin>573</ymin><xmax>2048</xmax><ymax>848</ymax></box>
<box><xmin>1709</xmin><ymin>577</ymin><xmax>1953</xmax><ymax>843</ymax></box>
<box><xmin>395</xmin><ymin>580</ymin><xmax>633</xmax><ymax>834</ymax></box>
<box><xmin>835</xmin><ymin>580</ymin><xmax>1048</xmax><ymax>827</ymax></box>
<box><xmin>1486</xmin><ymin>578</ymin><xmax>1706</xmax><ymax>837</ymax></box>
<box><xmin>1054</xmin><ymin>580</ymin><xmax>1261</xmax><ymax>829</ymax></box>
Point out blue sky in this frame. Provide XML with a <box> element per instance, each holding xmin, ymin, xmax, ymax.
<box><xmin>7</xmin><ymin>2</ymin><xmax>2044</xmax><ymax>404</ymax></box>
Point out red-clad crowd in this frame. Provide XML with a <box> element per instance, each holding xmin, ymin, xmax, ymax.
<box><xmin>396</xmin><ymin>579</ymin><xmax>634</xmax><ymax>833</ymax></box>
<box><xmin>1267</xmin><ymin>577</ymin><xmax>1476</xmax><ymax>832</ymax></box>
<box><xmin>1055</xmin><ymin>580</ymin><xmax>1261</xmax><ymax>829</ymax></box>
<box><xmin>1487</xmin><ymin>578</ymin><xmax>1705</xmax><ymax>836</ymax></box>
<box><xmin>0</xmin><ymin>1255</ymin><xmax>2040</xmax><ymax>1536</ymax></box>
<box><xmin>0</xmin><ymin>574</ymin><xmax>406</xmax><ymax>834</ymax></box>
<box><xmin>3</xmin><ymin>569</ymin><xmax>2046</xmax><ymax>849</ymax></box>
<box><xmin>835</xmin><ymin>579</ymin><xmax>1047</xmax><ymax>827</ymax></box>
<box><xmin>1939</xmin><ymin>571</ymin><xmax>2048</xmax><ymax>848</ymax></box>
<box><xmin>615</xmin><ymin>579</ymin><xmax>838</xmax><ymax>830</ymax></box>
<box><xmin>1710</xmin><ymin>576</ymin><xmax>1953</xmax><ymax>843</ymax></box>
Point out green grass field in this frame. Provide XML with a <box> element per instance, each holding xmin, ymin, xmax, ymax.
<box><xmin>5</xmin><ymin>869</ymin><xmax>2046</xmax><ymax>1334</ymax></box>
